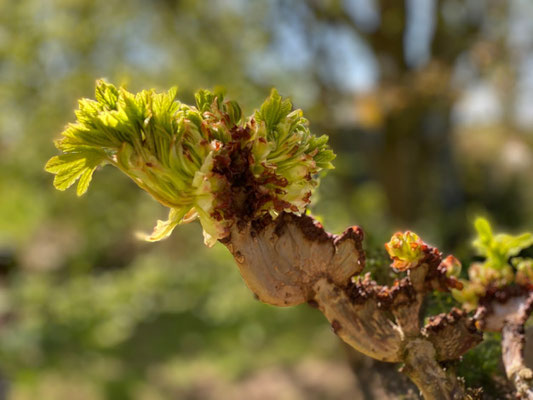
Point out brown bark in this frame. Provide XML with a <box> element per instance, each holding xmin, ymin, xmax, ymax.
<box><xmin>402</xmin><ymin>339</ymin><xmax>465</xmax><ymax>400</ymax></box>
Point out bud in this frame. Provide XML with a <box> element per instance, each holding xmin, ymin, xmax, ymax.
<box><xmin>451</xmin><ymin>280</ymin><xmax>486</xmax><ymax>311</ymax></box>
<box><xmin>468</xmin><ymin>262</ymin><xmax>513</xmax><ymax>288</ymax></box>
<box><xmin>46</xmin><ymin>82</ymin><xmax>336</xmax><ymax>246</ymax></box>
<box><xmin>385</xmin><ymin>231</ymin><xmax>427</xmax><ymax>271</ymax></box>
<box><xmin>441</xmin><ymin>255</ymin><xmax>462</xmax><ymax>278</ymax></box>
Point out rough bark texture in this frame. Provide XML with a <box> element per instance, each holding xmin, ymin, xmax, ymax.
<box><xmin>223</xmin><ymin>213</ymin><xmax>364</xmax><ymax>307</ymax></box>
<box><xmin>402</xmin><ymin>339</ymin><xmax>465</xmax><ymax>400</ymax></box>
<box><xmin>222</xmin><ymin>212</ymin><xmax>482</xmax><ymax>399</ymax></box>
<box><xmin>424</xmin><ymin>308</ymin><xmax>483</xmax><ymax>362</ymax></box>
<box><xmin>313</xmin><ymin>277</ymin><xmax>403</xmax><ymax>362</ymax></box>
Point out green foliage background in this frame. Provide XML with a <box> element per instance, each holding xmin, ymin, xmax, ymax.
<box><xmin>1</xmin><ymin>0</ymin><xmax>533</xmax><ymax>398</ymax></box>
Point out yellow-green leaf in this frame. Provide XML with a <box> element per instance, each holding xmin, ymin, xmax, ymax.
<box><xmin>140</xmin><ymin>207</ymin><xmax>189</xmax><ymax>242</ymax></box>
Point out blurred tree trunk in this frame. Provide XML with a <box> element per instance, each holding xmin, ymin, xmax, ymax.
<box><xmin>307</xmin><ymin>0</ymin><xmax>484</xmax><ymax>241</ymax></box>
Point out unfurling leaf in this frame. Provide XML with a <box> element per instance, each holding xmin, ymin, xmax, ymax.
<box><xmin>46</xmin><ymin>81</ymin><xmax>336</xmax><ymax>245</ymax></box>
<box><xmin>138</xmin><ymin>208</ymin><xmax>190</xmax><ymax>242</ymax></box>
<box><xmin>255</xmin><ymin>89</ymin><xmax>292</xmax><ymax>131</ymax></box>
<box><xmin>45</xmin><ymin>150</ymin><xmax>106</xmax><ymax>196</ymax></box>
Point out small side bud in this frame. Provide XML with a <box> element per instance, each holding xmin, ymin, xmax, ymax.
<box><xmin>452</xmin><ymin>282</ymin><xmax>484</xmax><ymax>311</ymax></box>
<box><xmin>441</xmin><ymin>255</ymin><xmax>462</xmax><ymax>278</ymax></box>
<box><xmin>385</xmin><ymin>231</ymin><xmax>427</xmax><ymax>271</ymax></box>
<box><xmin>468</xmin><ymin>261</ymin><xmax>514</xmax><ymax>288</ymax></box>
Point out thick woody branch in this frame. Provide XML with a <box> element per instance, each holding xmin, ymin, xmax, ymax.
<box><xmin>223</xmin><ymin>212</ymin><xmax>365</xmax><ymax>306</ymax></box>
<box><xmin>423</xmin><ymin>308</ymin><xmax>483</xmax><ymax>362</ymax></box>
<box><xmin>402</xmin><ymin>339</ymin><xmax>466</xmax><ymax>400</ymax></box>
<box><xmin>313</xmin><ymin>277</ymin><xmax>404</xmax><ymax>362</ymax></box>
<box><xmin>222</xmin><ymin>212</ymin><xmax>481</xmax><ymax>399</ymax></box>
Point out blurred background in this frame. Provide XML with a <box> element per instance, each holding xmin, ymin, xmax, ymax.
<box><xmin>1</xmin><ymin>0</ymin><xmax>533</xmax><ymax>398</ymax></box>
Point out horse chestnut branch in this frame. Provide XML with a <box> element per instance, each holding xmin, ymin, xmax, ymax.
<box><xmin>47</xmin><ymin>81</ymin><xmax>501</xmax><ymax>399</ymax></box>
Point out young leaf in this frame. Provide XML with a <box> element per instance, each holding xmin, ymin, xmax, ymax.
<box><xmin>255</xmin><ymin>89</ymin><xmax>292</xmax><ymax>131</ymax></box>
<box><xmin>473</xmin><ymin>217</ymin><xmax>493</xmax><ymax>255</ymax></box>
<box><xmin>45</xmin><ymin>150</ymin><xmax>107</xmax><ymax>196</ymax></box>
<box><xmin>195</xmin><ymin>89</ymin><xmax>216</xmax><ymax>112</ymax></box>
<box><xmin>140</xmin><ymin>207</ymin><xmax>190</xmax><ymax>242</ymax></box>
<box><xmin>46</xmin><ymin>81</ymin><xmax>336</xmax><ymax>245</ymax></box>
<box><xmin>94</xmin><ymin>79</ymin><xmax>120</xmax><ymax>110</ymax></box>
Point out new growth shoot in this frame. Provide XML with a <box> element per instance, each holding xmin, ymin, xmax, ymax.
<box><xmin>46</xmin><ymin>81</ymin><xmax>335</xmax><ymax>245</ymax></box>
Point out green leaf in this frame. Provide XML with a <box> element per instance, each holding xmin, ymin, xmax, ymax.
<box><xmin>473</xmin><ymin>217</ymin><xmax>494</xmax><ymax>257</ymax></box>
<box><xmin>140</xmin><ymin>207</ymin><xmax>190</xmax><ymax>242</ymax></box>
<box><xmin>224</xmin><ymin>100</ymin><xmax>242</xmax><ymax>125</ymax></box>
<box><xmin>315</xmin><ymin>149</ymin><xmax>336</xmax><ymax>169</ymax></box>
<box><xmin>500</xmin><ymin>233</ymin><xmax>533</xmax><ymax>258</ymax></box>
<box><xmin>76</xmin><ymin>167</ymin><xmax>98</xmax><ymax>196</ymax></box>
<box><xmin>152</xmin><ymin>86</ymin><xmax>179</xmax><ymax>119</ymax></box>
<box><xmin>474</xmin><ymin>217</ymin><xmax>493</xmax><ymax>245</ymax></box>
<box><xmin>45</xmin><ymin>150</ymin><xmax>106</xmax><ymax>195</ymax></box>
<box><xmin>195</xmin><ymin>89</ymin><xmax>216</xmax><ymax>112</ymax></box>
<box><xmin>255</xmin><ymin>89</ymin><xmax>292</xmax><ymax>131</ymax></box>
<box><xmin>94</xmin><ymin>80</ymin><xmax>120</xmax><ymax>110</ymax></box>
<box><xmin>472</xmin><ymin>217</ymin><xmax>533</xmax><ymax>270</ymax></box>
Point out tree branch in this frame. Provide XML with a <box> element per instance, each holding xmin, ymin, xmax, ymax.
<box><xmin>223</xmin><ymin>212</ymin><xmax>482</xmax><ymax>399</ymax></box>
<box><xmin>402</xmin><ymin>338</ymin><xmax>466</xmax><ymax>400</ymax></box>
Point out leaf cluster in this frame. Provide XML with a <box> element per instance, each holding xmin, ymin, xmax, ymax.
<box><xmin>453</xmin><ymin>218</ymin><xmax>533</xmax><ymax>309</ymax></box>
<box><xmin>46</xmin><ymin>81</ymin><xmax>335</xmax><ymax>245</ymax></box>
